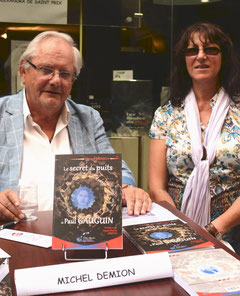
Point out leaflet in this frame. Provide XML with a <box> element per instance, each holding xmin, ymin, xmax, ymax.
<box><xmin>0</xmin><ymin>229</ymin><xmax>52</xmax><ymax>248</ymax></box>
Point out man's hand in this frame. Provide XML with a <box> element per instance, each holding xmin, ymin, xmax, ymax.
<box><xmin>0</xmin><ymin>189</ymin><xmax>25</xmax><ymax>221</ymax></box>
<box><xmin>122</xmin><ymin>185</ymin><xmax>152</xmax><ymax>216</ymax></box>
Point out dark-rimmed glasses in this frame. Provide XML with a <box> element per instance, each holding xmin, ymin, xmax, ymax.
<box><xmin>27</xmin><ymin>60</ymin><xmax>77</xmax><ymax>82</ymax></box>
<box><xmin>184</xmin><ymin>47</ymin><xmax>221</xmax><ymax>57</ymax></box>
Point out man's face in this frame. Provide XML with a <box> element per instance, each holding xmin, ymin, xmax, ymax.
<box><xmin>20</xmin><ymin>37</ymin><xmax>75</xmax><ymax>114</ymax></box>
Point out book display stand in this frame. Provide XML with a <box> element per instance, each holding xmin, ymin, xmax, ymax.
<box><xmin>62</xmin><ymin>243</ymin><xmax>109</xmax><ymax>261</ymax></box>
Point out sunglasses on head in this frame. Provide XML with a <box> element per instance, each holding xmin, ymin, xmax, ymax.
<box><xmin>184</xmin><ymin>46</ymin><xmax>221</xmax><ymax>57</ymax></box>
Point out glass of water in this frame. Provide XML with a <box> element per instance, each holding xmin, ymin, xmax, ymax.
<box><xmin>17</xmin><ymin>183</ymin><xmax>38</xmax><ymax>221</ymax></box>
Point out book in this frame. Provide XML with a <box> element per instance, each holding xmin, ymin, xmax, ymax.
<box><xmin>0</xmin><ymin>249</ymin><xmax>12</xmax><ymax>296</ymax></box>
<box><xmin>52</xmin><ymin>154</ymin><xmax>122</xmax><ymax>250</ymax></box>
<box><xmin>123</xmin><ymin>219</ymin><xmax>214</xmax><ymax>254</ymax></box>
<box><xmin>170</xmin><ymin>248</ymin><xmax>240</xmax><ymax>296</ymax></box>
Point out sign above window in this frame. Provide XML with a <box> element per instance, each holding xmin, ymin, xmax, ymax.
<box><xmin>0</xmin><ymin>1</ymin><xmax>67</xmax><ymax>24</ymax></box>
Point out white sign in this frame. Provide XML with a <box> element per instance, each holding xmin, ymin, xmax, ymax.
<box><xmin>113</xmin><ymin>70</ymin><xmax>133</xmax><ymax>81</ymax></box>
<box><xmin>0</xmin><ymin>0</ymin><xmax>67</xmax><ymax>24</ymax></box>
<box><xmin>9</xmin><ymin>40</ymin><xmax>29</xmax><ymax>94</ymax></box>
<box><xmin>15</xmin><ymin>252</ymin><xmax>173</xmax><ymax>295</ymax></box>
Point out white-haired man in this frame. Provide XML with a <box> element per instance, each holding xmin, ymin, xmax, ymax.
<box><xmin>0</xmin><ymin>31</ymin><xmax>152</xmax><ymax>221</ymax></box>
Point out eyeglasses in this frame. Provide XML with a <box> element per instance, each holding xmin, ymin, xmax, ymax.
<box><xmin>184</xmin><ymin>47</ymin><xmax>221</xmax><ymax>57</ymax></box>
<box><xmin>27</xmin><ymin>60</ymin><xmax>77</xmax><ymax>82</ymax></box>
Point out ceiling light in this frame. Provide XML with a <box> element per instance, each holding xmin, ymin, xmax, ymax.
<box><xmin>0</xmin><ymin>33</ymin><xmax>7</xmax><ymax>39</ymax></box>
<box><xmin>153</xmin><ymin>0</ymin><xmax>222</xmax><ymax>5</ymax></box>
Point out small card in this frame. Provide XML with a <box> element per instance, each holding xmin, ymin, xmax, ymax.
<box><xmin>0</xmin><ymin>259</ymin><xmax>9</xmax><ymax>283</ymax></box>
<box><xmin>0</xmin><ymin>249</ymin><xmax>10</xmax><ymax>259</ymax></box>
<box><xmin>113</xmin><ymin>70</ymin><xmax>133</xmax><ymax>81</ymax></box>
<box><xmin>0</xmin><ymin>229</ymin><xmax>52</xmax><ymax>248</ymax></box>
<box><xmin>0</xmin><ymin>249</ymin><xmax>12</xmax><ymax>295</ymax></box>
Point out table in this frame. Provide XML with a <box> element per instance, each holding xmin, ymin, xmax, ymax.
<box><xmin>1</xmin><ymin>201</ymin><xmax>239</xmax><ymax>296</ymax></box>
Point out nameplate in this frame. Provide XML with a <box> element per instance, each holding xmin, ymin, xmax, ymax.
<box><xmin>15</xmin><ymin>253</ymin><xmax>172</xmax><ymax>296</ymax></box>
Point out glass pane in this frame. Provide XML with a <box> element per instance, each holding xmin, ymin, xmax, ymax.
<box><xmin>0</xmin><ymin>0</ymin><xmax>240</xmax><ymax>133</ymax></box>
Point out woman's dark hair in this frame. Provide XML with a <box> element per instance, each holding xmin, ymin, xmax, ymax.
<box><xmin>170</xmin><ymin>22</ymin><xmax>240</xmax><ymax>106</ymax></box>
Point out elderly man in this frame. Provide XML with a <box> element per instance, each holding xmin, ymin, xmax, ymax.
<box><xmin>0</xmin><ymin>31</ymin><xmax>151</xmax><ymax>221</ymax></box>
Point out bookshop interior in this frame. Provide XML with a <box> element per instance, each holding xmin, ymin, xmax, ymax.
<box><xmin>1</xmin><ymin>1</ymin><xmax>240</xmax><ymax>296</ymax></box>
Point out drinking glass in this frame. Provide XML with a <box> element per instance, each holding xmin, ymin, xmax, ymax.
<box><xmin>17</xmin><ymin>183</ymin><xmax>38</xmax><ymax>221</ymax></box>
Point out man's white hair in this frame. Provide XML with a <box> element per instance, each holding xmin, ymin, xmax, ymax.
<box><xmin>20</xmin><ymin>30</ymin><xmax>83</xmax><ymax>75</ymax></box>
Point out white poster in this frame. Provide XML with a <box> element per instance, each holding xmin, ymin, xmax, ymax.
<box><xmin>0</xmin><ymin>0</ymin><xmax>67</xmax><ymax>24</ymax></box>
<box><xmin>9</xmin><ymin>40</ymin><xmax>29</xmax><ymax>94</ymax></box>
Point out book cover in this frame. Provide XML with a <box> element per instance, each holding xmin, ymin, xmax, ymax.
<box><xmin>123</xmin><ymin>219</ymin><xmax>214</xmax><ymax>253</ymax></box>
<box><xmin>52</xmin><ymin>154</ymin><xmax>122</xmax><ymax>250</ymax></box>
<box><xmin>170</xmin><ymin>248</ymin><xmax>240</xmax><ymax>296</ymax></box>
<box><xmin>0</xmin><ymin>258</ymin><xmax>12</xmax><ymax>296</ymax></box>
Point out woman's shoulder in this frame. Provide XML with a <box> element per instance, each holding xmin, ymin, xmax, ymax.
<box><xmin>230</xmin><ymin>96</ymin><xmax>240</xmax><ymax>108</ymax></box>
<box><xmin>153</xmin><ymin>100</ymin><xmax>183</xmax><ymax>121</ymax></box>
<box><xmin>154</xmin><ymin>100</ymin><xmax>173</xmax><ymax>115</ymax></box>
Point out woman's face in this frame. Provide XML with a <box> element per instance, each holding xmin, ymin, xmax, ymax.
<box><xmin>185</xmin><ymin>33</ymin><xmax>222</xmax><ymax>86</ymax></box>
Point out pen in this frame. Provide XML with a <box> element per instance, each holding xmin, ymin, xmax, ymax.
<box><xmin>0</xmin><ymin>221</ymin><xmax>20</xmax><ymax>230</ymax></box>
